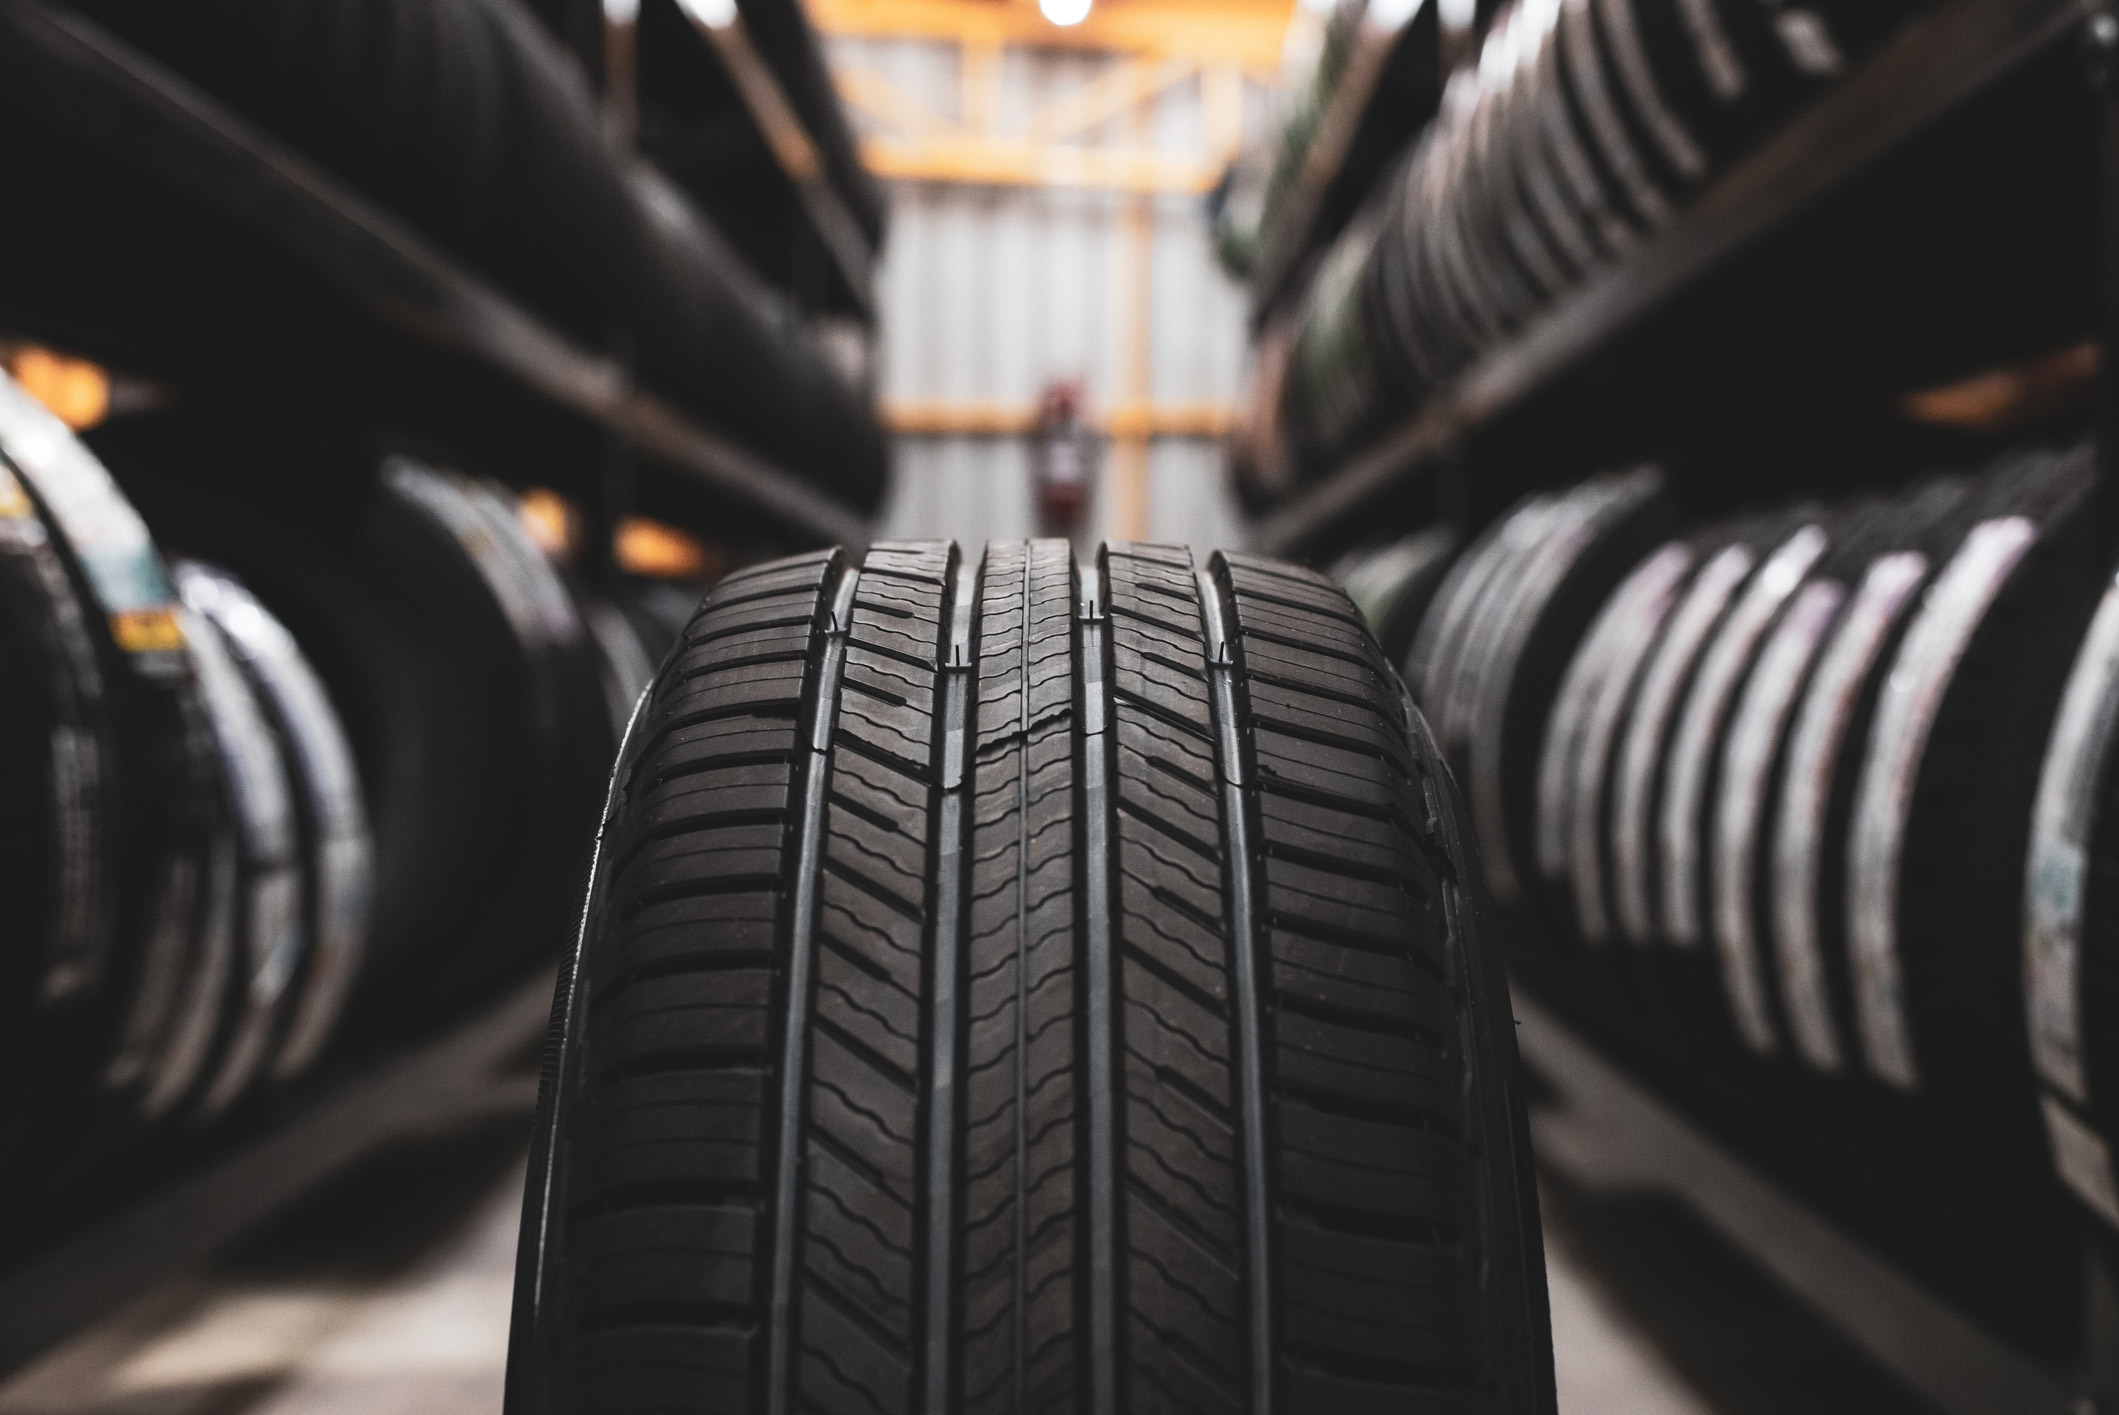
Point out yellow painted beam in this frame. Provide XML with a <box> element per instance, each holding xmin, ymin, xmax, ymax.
<box><xmin>808</xmin><ymin>0</ymin><xmax>1293</xmax><ymax>70</ymax></box>
<box><xmin>1104</xmin><ymin>401</ymin><xmax>1232</xmax><ymax>438</ymax></box>
<box><xmin>832</xmin><ymin>64</ymin><xmax>952</xmax><ymax>132</ymax></box>
<box><xmin>837</xmin><ymin>55</ymin><xmax>1243</xmax><ymax>189</ymax></box>
<box><xmin>882</xmin><ymin>398</ymin><xmax>1233</xmax><ymax>437</ymax></box>
<box><xmin>860</xmin><ymin>132</ymin><xmax>1220</xmax><ymax>190</ymax></box>
<box><xmin>1026</xmin><ymin>56</ymin><xmax>1176</xmax><ymax>142</ymax></box>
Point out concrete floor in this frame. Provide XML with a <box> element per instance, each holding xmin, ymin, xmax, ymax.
<box><xmin>0</xmin><ymin>1123</ymin><xmax>528</xmax><ymax>1415</ymax></box>
<box><xmin>0</xmin><ymin>1123</ymin><xmax>1932</xmax><ymax>1415</ymax></box>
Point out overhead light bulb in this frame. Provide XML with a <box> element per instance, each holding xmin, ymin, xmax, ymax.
<box><xmin>1041</xmin><ymin>0</ymin><xmax>1091</xmax><ymax>27</ymax></box>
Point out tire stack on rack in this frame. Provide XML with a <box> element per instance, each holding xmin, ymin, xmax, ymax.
<box><xmin>1339</xmin><ymin>438</ymin><xmax>2112</xmax><ymax>1355</ymax></box>
<box><xmin>1276</xmin><ymin>0</ymin><xmax>1928</xmax><ymax>477</ymax></box>
<box><xmin>1252</xmin><ymin>0</ymin><xmax>2119</xmax><ymax>1390</ymax></box>
<box><xmin>65</xmin><ymin>0</ymin><xmax>888</xmax><ymax>513</ymax></box>
<box><xmin>0</xmin><ymin>369</ymin><xmax>668</xmax><ymax>1250</ymax></box>
<box><xmin>0</xmin><ymin>0</ymin><xmax>901</xmax><ymax>1373</ymax></box>
<box><xmin>0</xmin><ymin>373</ymin><xmax>370</xmax><ymax>1207</ymax></box>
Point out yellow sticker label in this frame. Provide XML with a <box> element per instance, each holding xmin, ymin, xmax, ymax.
<box><xmin>110</xmin><ymin>606</ymin><xmax>187</xmax><ymax>654</ymax></box>
<box><xmin>0</xmin><ymin>465</ymin><xmax>32</xmax><ymax>519</ymax></box>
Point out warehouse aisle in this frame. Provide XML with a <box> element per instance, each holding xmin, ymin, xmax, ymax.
<box><xmin>1547</xmin><ymin>1213</ymin><xmax>1712</xmax><ymax>1415</ymax></box>
<box><xmin>0</xmin><ymin>1117</ymin><xmax>1932</xmax><ymax>1415</ymax></box>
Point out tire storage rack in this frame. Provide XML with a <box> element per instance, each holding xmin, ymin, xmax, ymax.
<box><xmin>1239</xmin><ymin>0</ymin><xmax>2119</xmax><ymax>1409</ymax></box>
<box><xmin>0</xmin><ymin>0</ymin><xmax>885</xmax><ymax>1382</ymax></box>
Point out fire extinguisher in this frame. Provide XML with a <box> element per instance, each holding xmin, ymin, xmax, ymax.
<box><xmin>1033</xmin><ymin>379</ymin><xmax>1092</xmax><ymax>535</ymax></box>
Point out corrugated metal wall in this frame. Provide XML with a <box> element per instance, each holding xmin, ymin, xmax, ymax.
<box><xmin>830</xmin><ymin>34</ymin><xmax>1264</xmax><ymax>554</ymax></box>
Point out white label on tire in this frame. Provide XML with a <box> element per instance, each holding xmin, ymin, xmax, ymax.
<box><xmin>2024</xmin><ymin>574</ymin><xmax>2119</xmax><ymax>1103</ymax></box>
<box><xmin>1561</xmin><ymin>0</ymin><xmax>1672</xmax><ymax>227</ymax></box>
<box><xmin>1437</xmin><ymin>498</ymin><xmax>1557</xmax><ymax>756</ymax></box>
<box><xmin>1537</xmin><ymin>542</ymin><xmax>1691</xmax><ymax>883</ymax></box>
<box><xmin>1849</xmin><ymin>517</ymin><xmax>2037</xmax><ymax>1090</ymax></box>
<box><xmin>383</xmin><ymin>460</ymin><xmax>582</xmax><ymax>651</ymax></box>
<box><xmin>1612</xmin><ymin>543</ymin><xmax>1754</xmax><ymax>943</ymax></box>
<box><xmin>1661</xmin><ymin>526</ymin><xmax>1827</xmax><ymax>949</ymax></box>
<box><xmin>1568</xmin><ymin>552</ymin><xmax>1690</xmax><ymax>943</ymax></box>
<box><xmin>1597</xmin><ymin>0</ymin><xmax>1709</xmax><ymax>179</ymax></box>
<box><xmin>0</xmin><ymin>460</ymin><xmax>115</xmax><ymax>999</ymax></box>
<box><xmin>1713</xmin><ymin>577</ymin><xmax>1844</xmax><ymax>1054</ymax></box>
<box><xmin>1774</xmin><ymin>9</ymin><xmax>1844</xmax><ymax>76</ymax></box>
<box><xmin>0</xmin><ymin>372</ymin><xmax>184</xmax><ymax>663</ymax></box>
<box><xmin>1405</xmin><ymin>508</ymin><xmax>1524</xmax><ymax>708</ymax></box>
<box><xmin>1771</xmin><ymin>552</ymin><xmax>1928</xmax><ymax>1073</ymax></box>
<box><xmin>1469</xmin><ymin>471</ymin><xmax>1658</xmax><ymax>902</ymax></box>
<box><xmin>2043</xmin><ymin>1092</ymin><xmax>2119</xmax><ymax>1230</ymax></box>
<box><xmin>1676</xmin><ymin>0</ymin><xmax>1746</xmax><ymax>100</ymax></box>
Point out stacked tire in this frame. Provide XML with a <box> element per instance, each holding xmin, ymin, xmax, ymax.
<box><xmin>1332</xmin><ymin>523</ymin><xmax>1462</xmax><ymax>666</ymax></box>
<box><xmin>70</xmin><ymin>0</ymin><xmax>888</xmax><ymax>510</ymax></box>
<box><xmin>0</xmin><ymin>371</ymin><xmax>376</xmax><ymax>1199</ymax></box>
<box><xmin>92</xmin><ymin>428</ymin><xmax>631</xmax><ymax>1030</ymax></box>
<box><xmin>1390</xmin><ymin>442</ymin><xmax>2108</xmax><ymax>1357</ymax></box>
<box><xmin>2023</xmin><ymin>478</ymin><xmax>2119</xmax><ymax>1258</ymax></box>
<box><xmin>505</xmin><ymin>539</ymin><xmax>1556</xmax><ymax>1415</ymax></box>
<box><xmin>1280</xmin><ymin>0</ymin><xmax>1929</xmax><ymax>475</ymax></box>
<box><xmin>0</xmin><ymin>371</ymin><xmax>664</xmax><ymax>1248</ymax></box>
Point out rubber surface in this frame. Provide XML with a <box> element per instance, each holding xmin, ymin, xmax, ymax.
<box><xmin>507</xmin><ymin>538</ymin><xmax>1554</xmax><ymax>1414</ymax></box>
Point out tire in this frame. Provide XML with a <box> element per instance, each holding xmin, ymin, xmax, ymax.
<box><xmin>1605</xmin><ymin>505</ymin><xmax>1816</xmax><ymax>947</ymax></box>
<box><xmin>1826</xmin><ymin>444</ymin><xmax>2102</xmax><ymax>1357</ymax></box>
<box><xmin>582</xmin><ymin>594</ymin><xmax>662</xmax><ymax>749</ymax></box>
<box><xmin>1703</xmin><ymin>500</ymin><xmax>1896</xmax><ymax>1059</ymax></box>
<box><xmin>2029</xmin><ymin>519</ymin><xmax>2119</xmax><ymax>1236</ymax></box>
<box><xmin>101</xmin><ymin>441</ymin><xmax>618</xmax><ymax>1030</ymax></box>
<box><xmin>1453</xmin><ymin>471</ymin><xmax>1669</xmax><ymax>905</ymax></box>
<box><xmin>1332</xmin><ymin>524</ymin><xmax>1460</xmax><ymax>668</ymax></box>
<box><xmin>1516</xmin><ymin>512</ymin><xmax>1801</xmax><ymax>1094</ymax></box>
<box><xmin>0</xmin><ymin>455</ymin><xmax>126</xmax><ymax>1052</ymax></box>
<box><xmin>1535</xmin><ymin>537</ymin><xmax>1694</xmax><ymax>944</ymax></box>
<box><xmin>178</xmin><ymin>561</ymin><xmax>375</xmax><ymax>1091</ymax></box>
<box><xmin>169</xmin><ymin>568</ymin><xmax>306</xmax><ymax>1120</ymax></box>
<box><xmin>0</xmin><ymin>383</ymin><xmax>181</xmax><ymax>1058</ymax></box>
<box><xmin>506</xmin><ymin>539</ymin><xmax>1555</xmax><ymax>1415</ymax></box>
<box><xmin>0</xmin><ymin>377</ymin><xmax>232</xmax><ymax>1197</ymax></box>
<box><xmin>1404</xmin><ymin>473</ymin><xmax>1671</xmax><ymax>907</ymax></box>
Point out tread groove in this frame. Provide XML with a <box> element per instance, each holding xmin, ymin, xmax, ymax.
<box><xmin>1199</xmin><ymin>560</ymin><xmax>1277</xmax><ymax>1414</ymax></box>
<box><xmin>1078</xmin><ymin>561</ymin><xmax>1121</xmax><ymax>1415</ymax></box>
<box><xmin>1011</xmin><ymin>546</ymin><xmax>1033</xmax><ymax>1415</ymax></box>
<box><xmin>767</xmin><ymin>559</ymin><xmax>861</xmax><ymax>1415</ymax></box>
<box><xmin>923</xmin><ymin>552</ymin><xmax>977</xmax><ymax>1412</ymax></box>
